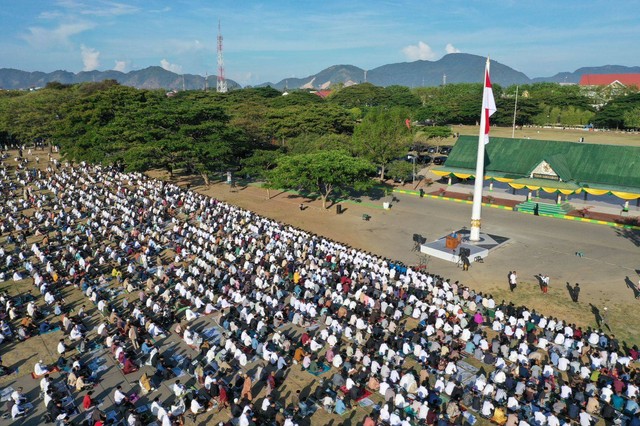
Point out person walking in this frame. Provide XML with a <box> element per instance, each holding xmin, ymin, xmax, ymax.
<box><xmin>573</xmin><ymin>283</ymin><xmax>581</xmax><ymax>302</ymax></box>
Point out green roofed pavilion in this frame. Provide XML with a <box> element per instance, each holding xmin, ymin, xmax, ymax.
<box><xmin>432</xmin><ymin>136</ymin><xmax>640</xmax><ymax>199</ymax></box>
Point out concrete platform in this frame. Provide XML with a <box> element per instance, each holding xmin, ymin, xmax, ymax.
<box><xmin>421</xmin><ymin>228</ymin><xmax>510</xmax><ymax>263</ymax></box>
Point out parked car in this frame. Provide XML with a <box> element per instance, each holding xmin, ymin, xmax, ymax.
<box><xmin>418</xmin><ymin>155</ymin><xmax>432</xmax><ymax>165</ymax></box>
<box><xmin>433</xmin><ymin>156</ymin><xmax>448</xmax><ymax>165</ymax></box>
<box><xmin>427</xmin><ymin>146</ymin><xmax>438</xmax><ymax>154</ymax></box>
<box><xmin>439</xmin><ymin>146</ymin><xmax>453</xmax><ymax>155</ymax></box>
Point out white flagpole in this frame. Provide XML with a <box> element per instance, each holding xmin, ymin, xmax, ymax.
<box><xmin>469</xmin><ymin>58</ymin><xmax>491</xmax><ymax>242</ymax></box>
<box><xmin>512</xmin><ymin>85</ymin><xmax>519</xmax><ymax>138</ymax></box>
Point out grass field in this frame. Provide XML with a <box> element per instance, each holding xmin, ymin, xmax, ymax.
<box><xmin>451</xmin><ymin>125</ymin><xmax>640</xmax><ymax>146</ymax></box>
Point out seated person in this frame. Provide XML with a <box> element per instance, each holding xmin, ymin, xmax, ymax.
<box><xmin>122</xmin><ymin>357</ymin><xmax>139</xmax><ymax>375</ymax></box>
<box><xmin>334</xmin><ymin>395</ymin><xmax>347</xmax><ymax>415</ymax></box>
<box><xmin>308</xmin><ymin>358</ymin><xmax>324</xmax><ymax>375</ymax></box>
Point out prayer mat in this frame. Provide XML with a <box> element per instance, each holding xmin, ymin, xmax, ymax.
<box><xmin>358</xmin><ymin>398</ymin><xmax>374</xmax><ymax>407</ymax></box>
<box><xmin>307</xmin><ymin>364</ymin><xmax>331</xmax><ymax>376</ymax></box>
<box><xmin>356</xmin><ymin>389</ymin><xmax>373</xmax><ymax>402</ymax></box>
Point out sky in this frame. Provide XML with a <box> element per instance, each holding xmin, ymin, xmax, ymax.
<box><xmin>1</xmin><ymin>0</ymin><xmax>639</xmax><ymax>86</ymax></box>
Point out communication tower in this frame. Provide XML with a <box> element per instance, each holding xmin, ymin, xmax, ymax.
<box><xmin>216</xmin><ymin>20</ymin><xmax>227</xmax><ymax>93</ymax></box>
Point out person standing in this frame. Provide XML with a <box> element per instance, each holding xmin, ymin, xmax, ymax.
<box><xmin>509</xmin><ymin>271</ymin><xmax>517</xmax><ymax>292</ymax></box>
<box><xmin>601</xmin><ymin>307</ymin><xmax>609</xmax><ymax>329</ymax></box>
<box><xmin>240</xmin><ymin>373</ymin><xmax>253</xmax><ymax>401</ymax></box>
<box><xmin>573</xmin><ymin>283</ymin><xmax>580</xmax><ymax>303</ymax></box>
<box><xmin>541</xmin><ymin>274</ymin><xmax>549</xmax><ymax>294</ymax></box>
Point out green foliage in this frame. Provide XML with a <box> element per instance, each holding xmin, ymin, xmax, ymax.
<box><xmin>594</xmin><ymin>92</ymin><xmax>640</xmax><ymax>129</ymax></box>
<box><xmin>420</xmin><ymin>126</ymin><xmax>452</xmax><ymax>139</ymax></box>
<box><xmin>240</xmin><ymin>149</ymin><xmax>283</xmax><ymax>180</ymax></box>
<box><xmin>352</xmin><ymin>107</ymin><xmax>412</xmax><ymax>180</ymax></box>
<box><xmin>285</xmin><ymin>133</ymin><xmax>354</xmax><ymax>155</ymax></box>
<box><xmin>384</xmin><ymin>85</ymin><xmax>421</xmax><ymax>108</ymax></box>
<box><xmin>269</xmin><ymin>150</ymin><xmax>374</xmax><ymax>208</ymax></box>
<box><xmin>264</xmin><ymin>103</ymin><xmax>354</xmax><ymax>143</ymax></box>
<box><xmin>623</xmin><ymin>107</ymin><xmax>640</xmax><ymax>129</ymax></box>
<box><xmin>328</xmin><ymin>83</ymin><xmax>389</xmax><ymax>108</ymax></box>
<box><xmin>387</xmin><ymin>159</ymin><xmax>414</xmax><ymax>183</ymax></box>
<box><xmin>269</xmin><ymin>90</ymin><xmax>323</xmax><ymax>107</ymax></box>
<box><xmin>413</xmin><ymin>83</ymin><xmax>489</xmax><ymax>125</ymax></box>
<box><xmin>3</xmin><ymin>77</ymin><xmax>640</xmax><ymax>180</ymax></box>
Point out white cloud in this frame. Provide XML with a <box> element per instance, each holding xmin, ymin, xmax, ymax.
<box><xmin>113</xmin><ymin>60</ymin><xmax>127</xmax><ymax>72</ymax></box>
<box><xmin>80</xmin><ymin>44</ymin><xmax>100</xmax><ymax>71</ymax></box>
<box><xmin>446</xmin><ymin>43</ymin><xmax>461</xmax><ymax>54</ymax></box>
<box><xmin>56</xmin><ymin>0</ymin><xmax>139</xmax><ymax>17</ymax></box>
<box><xmin>160</xmin><ymin>59</ymin><xmax>182</xmax><ymax>74</ymax></box>
<box><xmin>402</xmin><ymin>41</ymin><xmax>436</xmax><ymax>61</ymax></box>
<box><xmin>22</xmin><ymin>21</ymin><xmax>94</xmax><ymax>47</ymax></box>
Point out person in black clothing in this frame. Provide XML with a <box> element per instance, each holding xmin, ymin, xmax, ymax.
<box><xmin>209</xmin><ymin>380</ymin><xmax>220</xmax><ymax>399</ymax></box>
<box><xmin>601</xmin><ymin>401</ymin><xmax>616</xmax><ymax>425</ymax></box>
<box><xmin>573</xmin><ymin>283</ymin><xmax>581</xmax><ymax>303</ymax></box>
<box><xmin>230</xmin><ymin>399</ymin><xmax>243</xmax><ymax>417</ymax></box>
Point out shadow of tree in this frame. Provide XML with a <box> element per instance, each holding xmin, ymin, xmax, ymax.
<box><xmin>615</xmin><ymin>228</ymin><xmax>640</xmax><ymax>247</ymax></box>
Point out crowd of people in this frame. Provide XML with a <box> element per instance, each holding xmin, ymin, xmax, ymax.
<box><xmin>0</xmin><ymin>145</ymin><xmax>639</xmax><ymax>426</ymax></box>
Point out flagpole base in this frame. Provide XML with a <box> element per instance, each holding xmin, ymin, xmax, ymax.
<box><xmin>469</xmin><ymin>219</ymin><xmax>481</xmax><ymax>242</ymax></box>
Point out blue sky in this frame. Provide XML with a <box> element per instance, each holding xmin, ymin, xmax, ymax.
<box><xmin>1</xmin><ymin>0</ymin><xmax>639</xmax><ymax>86</ymax></box>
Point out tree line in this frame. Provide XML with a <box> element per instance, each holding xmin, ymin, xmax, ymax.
<box><xmin>0</xmin><ymin>79</ymin><xmax>638</xmax><ymax>207</ymax></box>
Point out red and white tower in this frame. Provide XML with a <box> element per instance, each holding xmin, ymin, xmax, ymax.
<box><xmin>216</xmin><ymin>20</ymin><xmax>227</xmax><ymax>93</ymax></box>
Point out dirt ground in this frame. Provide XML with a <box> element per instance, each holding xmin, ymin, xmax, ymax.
<box><xmin>153</xmin><ymin>172</ymin><xmax>640</xmax><ymax>347</ymax></box>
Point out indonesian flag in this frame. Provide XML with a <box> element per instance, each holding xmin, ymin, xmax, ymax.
<box><xmin>481</xmin><ymin>58</ymin><xmax>497</xmax><ymax>144</ymax></box>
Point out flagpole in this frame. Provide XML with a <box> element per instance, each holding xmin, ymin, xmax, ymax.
<box><xmin>512</xmin><ymin>85</ymin><xmax>519</xmax><ymax>138</ymax></box>
<box><xmin>470</xmin><ymin>58</ymin><xmax>492</xmax><ymax>242</ymax></box>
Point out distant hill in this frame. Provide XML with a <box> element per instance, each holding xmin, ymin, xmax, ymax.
<box><xmin>0</xmin><ymin>66</ymin><xmax>240</xmax><ymax>91</ymax></box>
<box><xmin>264</xmin><ymin>54</ymin><xmax>531</xmax><ymax>89</ymax></box>
<box><xmin>533</xmin><ymin>65</ymin><xmax>640</xmax><ymax>83</ymax></box>
<box><xmin>3</xmin><ymin>55</ymin><xmax>640</xmax><ymax>91</ymax></box>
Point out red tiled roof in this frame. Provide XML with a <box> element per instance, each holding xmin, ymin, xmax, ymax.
<box><xmin>313</xmin><ymin>90</ymin><xmax>332</xmax><ymax>99</ymax></box>
<box><xmin>579</xmin><ymin>74</ymin><xmax>640</xmax><ymax>86</ymax></box>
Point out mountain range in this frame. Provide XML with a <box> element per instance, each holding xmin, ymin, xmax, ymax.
<box><xmin>0</xmin><ymin>66</ymin><xmax>240</xmax><ymax>91</ymax></box>
<box><xmin>1</xmin><ymin>53</ymin><xmax>639</xmax><ymax>91</ymax></box>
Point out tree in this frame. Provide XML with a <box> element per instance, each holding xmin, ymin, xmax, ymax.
<box><xmin>387</xmin><ymin>160</ymin><xmax>414</xmax><ymax>184</ymax></box>
<box><xmin>624</xmin><ymin>107</ymin><xmax>640</xmax><ymax>129</ymax></box>
<box><xmin>327</xmin><ymin>83</ymin><xmax>389</xmax><ymax>108</ymax></box>
<box><xmin>240</xmin><ymin>149</ymin><xmax>283</xmax><ymax>198</ymax></box>
<box><xmin>285</xmin><ymin>133</ymin><xmax>354</xmax><ymax>155</ymax></box>
<box><xmin>352</xmin><ymin>107</ymin><xmax>412</xmax><ymax>180</ymax></box>
<box><xmin>269</xmin><ymin>150</ymin><xmax>374</xmax><ymax>209</ymax></box>
<box><xmin>264</xmin><ymin>103</ymin><xmax>354</xmax><ymax>145</ymax></box>
<box><xmin>384</xmin><ymin>85</ymin><xmax>421</xmax><ymax>108</ymax></box>
<box><xmin>593</xmin><ymin>92</ymin><xmax>640</xmax><ymax>129</ymax></box>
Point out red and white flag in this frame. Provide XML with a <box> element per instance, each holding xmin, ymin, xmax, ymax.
<box><xmin>481</xmin><ymin>58</ymin><xmax>497</xmax><ymax>144</ymax></box>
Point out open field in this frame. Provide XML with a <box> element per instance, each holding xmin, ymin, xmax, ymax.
<box><xmin>451</xmin><ymin>125</ymin><xmax>640</xmax><ymax>146</ymax></box>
